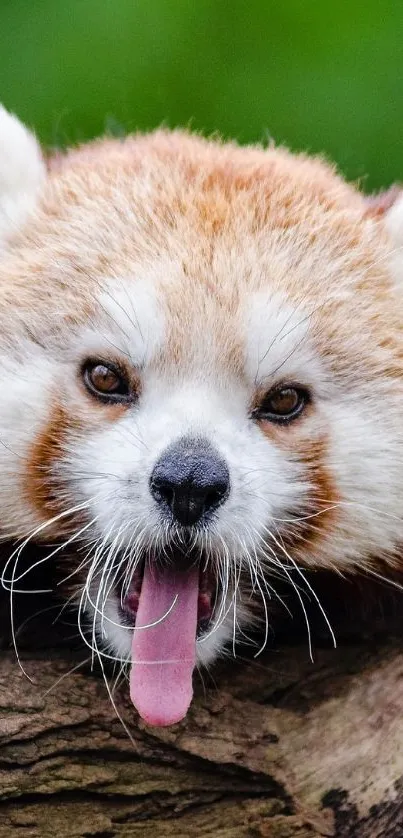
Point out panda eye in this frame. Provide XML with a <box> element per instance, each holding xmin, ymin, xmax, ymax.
<box><xmin>253</xmin><ymin>386</ymin><xmax>310</xmax><ymax>424</ymax></box>
<box><xmin>82</xmin><ymin>361</ymin><xmax>132</xmax><ymax>403</ymax></box>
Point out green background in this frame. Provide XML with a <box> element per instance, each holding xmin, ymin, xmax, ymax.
<box><xmin>0</xmin><ymin>0</ymin><xmax>402</xmax><ymax>191</ymax></box>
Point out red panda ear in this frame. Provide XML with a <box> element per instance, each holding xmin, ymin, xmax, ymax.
<box><xmin>382</xmin><ymin>189</ymin><xmax>403</xmax><ymax>250</ymax></box>
<box><xmin>363</xmin><ymin>185</ymin><xmax>403</xmax><ymax>221</ymax></box>
<box><xmin>0</xmin><ymin>105</ymin><xmax>45</xmax><ymax>244</ymax></box>
<box><xmin>363</xmin><ymin>184</ymin><xmax>403</xmax><ymax>247</ymax></box>
<box><xmin>363</xmin><ymin>185</ymin><xmax>403</xmax><ymax>288</ymax></box>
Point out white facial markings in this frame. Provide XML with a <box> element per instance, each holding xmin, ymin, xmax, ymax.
<box><xmin>68</xmin><ymin>283</ymin><xmax>312</xmax><ymax>562</ymax></box>
<box><xmin>243</xmin><ymin>289</ymin><xmax>329</xmax><ymax>395</ymax></box>
<box><xmin>65</xmin><ymin>282</ymin><xmax>322</xmax><ymax>663</ymax></box>
<box><xmin>69</xmin><ymin>275</ymin><xmax>167</xmax><ymax>368</ymax></box>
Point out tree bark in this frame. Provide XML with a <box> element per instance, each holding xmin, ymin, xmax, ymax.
<box><xmin>1</xmin><ymin>572</ymin><xmax>403</xmax><ymax>838</ymax></box>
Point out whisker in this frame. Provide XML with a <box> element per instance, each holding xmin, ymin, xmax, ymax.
<box><xmin>43</xmin><ymin>657</ymin><xmax>92</xmax><ymax>696</ymax></box>
<box><xmin>267</xmin><ymin>526</ymin><xmax>336</xmax><ymax>650</ymax></box>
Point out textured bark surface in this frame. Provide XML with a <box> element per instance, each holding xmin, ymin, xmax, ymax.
<box><xmin>2</xmin><ymin>571</ymin><xmax>403</xmax><ymax>838</ymax></box>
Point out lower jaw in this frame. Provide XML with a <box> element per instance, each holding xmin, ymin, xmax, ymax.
<box><xmin>97</xmin><ymin>556</ymin><xmax>255</xmax><ymax>726</ymax></box>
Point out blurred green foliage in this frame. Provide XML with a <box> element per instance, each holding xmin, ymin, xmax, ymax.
<box><xmin>0</xmin><ymin>0</ymin><xmax>402</xmax><ymax>190</ymax></box>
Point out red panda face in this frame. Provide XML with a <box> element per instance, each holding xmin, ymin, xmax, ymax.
<box><xmin>1</xmin><ymin>108</ymin><xmax>403</xmax><ymax>726</ymax></box>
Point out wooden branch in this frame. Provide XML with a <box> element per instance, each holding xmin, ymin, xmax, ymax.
<box><xmin>1</xmin><ymin>568</ymin><xmax>403</xmax><ymax>837</ymax></box>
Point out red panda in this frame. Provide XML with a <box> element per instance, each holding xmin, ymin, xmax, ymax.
<box><xmin>0</xmin><ymin>106</ymin><xmax>403</xmax><ymax>726</ymax></box>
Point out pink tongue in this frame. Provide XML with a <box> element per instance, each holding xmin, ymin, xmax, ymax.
<box><xmin>130</xmin><ymin>564</ymin><xmax>199</xmax><ymax>727</ymax></box>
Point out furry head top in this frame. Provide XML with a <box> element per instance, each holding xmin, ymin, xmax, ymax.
<box><xmin>1</xmin><ymin>106</ymin><xmax>403</xmax><ymax>726</ymax></box>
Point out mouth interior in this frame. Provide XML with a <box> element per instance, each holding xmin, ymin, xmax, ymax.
<box><xmin>122</xmin><ymin>562</ymin><xmax>215</xmax><ymax>636</ymax></box>
<box><xmin>121</xmin><ymin>553</ymin><xmax>215</xmax><ymax>728</ymax></box>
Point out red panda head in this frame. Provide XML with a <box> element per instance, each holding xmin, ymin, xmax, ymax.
<box><xmin>1</xmin><ymin>109</ymin><xmax>403</xmax><ymax>726</ymax></box>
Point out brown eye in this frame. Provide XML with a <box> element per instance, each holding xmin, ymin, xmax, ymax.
<box><xmin>254</xmin><ymin>386</ymin><xmax>309</xmax><ymax>424</ymax></box>
<box><xmin>82</xmin><ymin>361</ymin><xmax>131</xmax><ymax>402</ymax></box>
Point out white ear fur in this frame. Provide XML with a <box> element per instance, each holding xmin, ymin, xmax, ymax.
<box><xmin>385</xmin><ymin>192</ymin><xmax>403</xmax><ymax>248</ymax></box>
<box><xmin>0</xmin><ymin>105</ymin><xmax>45</xmax><ymax>242</ymax></box>
<box><xmin>375</xmin><ymin>190</ymin><xmax>403</xmax><ymax>290</ymax></box>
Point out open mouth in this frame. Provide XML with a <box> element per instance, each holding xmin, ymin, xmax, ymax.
<box><xmin>118</xmin><ymin>548</ymin><xmax>217</xmax><ymax>727</ymax></box>
<box><xmin>120</xmin><ymin>557</ymin><xmax>216</xmax><ymax>637</ymax></box>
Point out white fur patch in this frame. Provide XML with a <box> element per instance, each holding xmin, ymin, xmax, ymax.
<box><xmin>385</xmin><ymin>193</ymin><xmax>403</xmax><ymax>289</ymax></box>
<box><xmin>385</xmin><ymin>193</ymin><xmax>403</xmax><ymax>247</ymax></box>
<box><xmin>67</xmin><ymin>275</ymin><xmax>167</xmax><ymax>369</ymax></box>
<box><xmin>0</xmin><ymin>106</ymin><xmax>45</xmax><ymax>242</ymax></box>
<box><xmin>243</xmin><ymin>289</ymin><xmax>330</xmax><ymax>395</ymax></box>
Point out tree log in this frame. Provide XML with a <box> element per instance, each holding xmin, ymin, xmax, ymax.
<box><xmin>1</xmin><ymin>569</ymin><xmax>403</xmax><ymax>838</ymax></box>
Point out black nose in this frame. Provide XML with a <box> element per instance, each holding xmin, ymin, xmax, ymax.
<box><xmin>150</xmin><ymin>438</ymin><xmax>230</xmax><ymax>526</ymax></box>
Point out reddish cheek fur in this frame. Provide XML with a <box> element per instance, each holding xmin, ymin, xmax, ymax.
<box><xmin>25</xmin><ymin>398</ymin><xmax>127</xmax><ymax>540</ymax></box>
<box><xmin>292</xmin><ymin>439</ymin><xmax>340</xmax><ymax>560</ymax></box>
<box><xmin>259</xmin><ymin>422</ymin><xmax>339</xmax><ymax>561</ymax></box>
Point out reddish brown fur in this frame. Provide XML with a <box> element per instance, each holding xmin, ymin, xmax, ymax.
<box><xmin>0</xmin><ymin>130</ymin><xmax>390</xmax><ymax>343</ymax></box>
<box><xmin>289</xmin><ymin>437</ymin><xmax>340</xmax><ymax>561</ymax></box>
<box><xmin>26</xmin><ymin>395</ymin><xmax>131</xmax><ymax>534</ymax></box>
<box><xmin>257</xmin><ymin>413</ymin><xmax>339</xmax><ymax>560</ymax></box>
<box><xmin>25</xmin><ymin>402</ymin><xmax>80</xmax><ymax>533</ymax></box>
